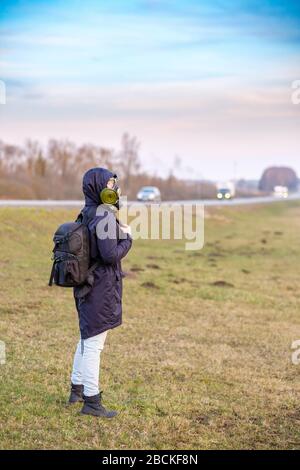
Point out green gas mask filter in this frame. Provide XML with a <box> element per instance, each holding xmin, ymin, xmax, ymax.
<box><xmin>100</xmin><ymin>177</ymin><xmax>121</xmax><ymax>205</ymax></box>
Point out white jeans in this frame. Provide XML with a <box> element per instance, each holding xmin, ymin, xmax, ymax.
<box><xmin>71</xmin><ymin>331</ymin><xmax>108</xmax><ymax>397</ymax></box>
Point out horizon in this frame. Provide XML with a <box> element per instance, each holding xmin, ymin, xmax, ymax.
<box><xmin>0</xmin><ymin>0</ymin><xmax>300</xmax><ymax>180</ymax></box>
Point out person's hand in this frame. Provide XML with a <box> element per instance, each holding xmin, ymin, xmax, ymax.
<box><xmin>119</xmin><ymin>223</ymin><xmax>132</xmax><ymax>237</ymax></box>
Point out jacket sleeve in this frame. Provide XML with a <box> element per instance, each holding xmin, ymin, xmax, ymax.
<box><xmin>96</xmin><ymin>211</ymin><xmax>132</xmax><ymax>265</ymax></box>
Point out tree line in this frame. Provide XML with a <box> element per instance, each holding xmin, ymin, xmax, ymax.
<box><xmin>1</xmin><ymin>133</ymin><xmax>296</xmax><ymax>200</ymax></box>
<box><xmin>0</xmin><ymin>133</ymin><xmax>216</xmax><ymax>200</ymax></box>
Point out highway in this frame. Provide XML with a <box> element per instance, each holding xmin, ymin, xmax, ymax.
<box><xmin>0</xmin><ymin>194</ymin><xmax>300</xmax><ymax>208</ymax></box>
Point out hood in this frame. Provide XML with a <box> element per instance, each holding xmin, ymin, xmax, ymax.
<box><xmin>82</xmin><ymin>167</ymin><xmax>115</xmax><ymax>206</ymax></box>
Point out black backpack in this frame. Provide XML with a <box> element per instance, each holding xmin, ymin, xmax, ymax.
<box><xmin>48</xmin><ymin>212</ymin><xmax>98</xmax><ymax>298</ymax></box>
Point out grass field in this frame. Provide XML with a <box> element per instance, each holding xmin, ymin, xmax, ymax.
<box><xmin>0</xmin><ymin>201</ymin><xmax>300</xmax><ymax>450</ymax></box>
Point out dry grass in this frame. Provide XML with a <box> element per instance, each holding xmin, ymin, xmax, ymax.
<box><xmin>0</xmin><ymin>201</ymin><xmax>300</xmax><ymax>449</ymax></box>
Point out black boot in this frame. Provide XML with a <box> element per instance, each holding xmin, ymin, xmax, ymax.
<box><xmin>68</xmin><ymin>383</ymin><xmax>84</xmax><ymax>405</ymax></box>
<box><xmin>80</xmin><ymin>391</ymin><xmax>117</xmax><ymax>418</ymax></box>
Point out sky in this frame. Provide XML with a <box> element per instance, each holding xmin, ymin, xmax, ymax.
<box><xmin>0</xmin><ymin>0</ymin><xmax>300</xmax><ymax>180</ymax></box>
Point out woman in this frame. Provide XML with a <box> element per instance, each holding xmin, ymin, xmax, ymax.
<box><xmin>68</xmin><ymin>167</ymin><xmax>132</xmax><ymax>418</ymax></box>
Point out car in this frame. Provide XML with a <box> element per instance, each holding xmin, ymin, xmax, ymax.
<box><xmin>136</xmin><ymin>186</ymin><xmax>161</xmax><ymax>202</ymax></box>
<box><xmin>273</xmin><ymin>186</ymin><xmax>288</xmax><ymax>198</ymax></box>
<box><xmin>217</xmin><ymin>188</ymin><xmax>233</xmax><ymax>200</ymax></box>
<box><xmin>216</xmin><ymin>181</ymin><xmax>235</xmax><ymax>200</ymax></box>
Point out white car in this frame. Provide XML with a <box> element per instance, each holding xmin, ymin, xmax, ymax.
<box><xmin>273</xmin><ymin>186</ymin><xmax>288</xmax><ymax>198</ymax></box>
<box><xmin>137</xmin><ymin>186</ymin><xmax>161</xmax><ymax>202</ymax></box>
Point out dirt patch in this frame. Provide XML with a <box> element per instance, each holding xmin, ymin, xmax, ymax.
<box><xmin>146</xmin><ymin>264</ymin><xmax>161</xmax><ymax>270</ymax></box>
<box><xmin>194</xmin><ymin>409</ymin><xmax>221</xmax><ymax>425</ymax></box>
<box><xmin>241</xmin><ymin>269</ymin><xmax>251</xmax><ymax>274</ymax></box>
<box><xmin>141</xmin><ymin>282</ymin><xmax>160</xmax><ymax>290</ymax></box>
<box><xmin>130</xmin><ymin>266</ymin><xmax>145</xmax><ymax>272</ymax></box>
<box><xmin>189</xmin><ymin>252</ymin><xmax>203</xmax><ymax>257</ymax></box>
<box><xmin>211</xmin><ymin>280</ymin><xmax>234</xmax><ymax>288</ymax></box>
<box><xmin>172</xmin><ymin>277</ymin><xmax>188</xmax><ymax>284</ymax></box>
<box><xmin>285</xmin><ymin>410</ymin><xmax>300</xmax><ymax>422</ymax></box>
<box><xmin>195</xmin><ymin>414</ymin><xmax>211</xmax><ymax>425</ymax></box>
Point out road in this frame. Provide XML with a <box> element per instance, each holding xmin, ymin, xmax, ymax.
<box><xmin>0</xmin><ymin>194</ymin><xmax>300</xmax><ymax>208</ymax></box>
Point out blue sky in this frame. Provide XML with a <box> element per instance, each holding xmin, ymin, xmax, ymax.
<box><xmin>0</xmin><ymin>0</ymin><xmax>299</xmax><ymax>180</ymax></box>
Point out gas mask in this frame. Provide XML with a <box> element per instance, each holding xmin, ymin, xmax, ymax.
<box><xmin>100</xmin><ymin>175</ymin><xmax>121</xmax><ymax>207</ymax></box>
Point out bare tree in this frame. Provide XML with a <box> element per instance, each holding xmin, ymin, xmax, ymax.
<box><xmin>0</xmin><ymin>136</ymin><xmax>234</xmax><ymax>201</ymax></box>
<box><xmin>117</xmin><ymin>133</ymin><xmax>141</xmax><ymax>191</ymax></box>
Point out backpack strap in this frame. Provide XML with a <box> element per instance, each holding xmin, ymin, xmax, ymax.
<box><xmin>48</xmin><ymin>260</ymin><xmax>56</xmax><ymax>286</ymax></box>
<box><xmin>74</xmin><ymin>260</ymin><xmax>101</xmax><ymax>299</ymax></box>
<box><xmin>73</xmin><ymin>207</ymin><xmax>101</xmax><ymax>298</ymax></box>
<box><xmin>75</xmin><ymin>211</ymin><xmax>83</xmax><ymax>223</ymax></box>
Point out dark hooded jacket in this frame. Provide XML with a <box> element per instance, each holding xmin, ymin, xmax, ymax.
<box><xmin>74</xmin><ymin>168</ymin><xmax>132</xmax><ymax>339</ymax></box>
